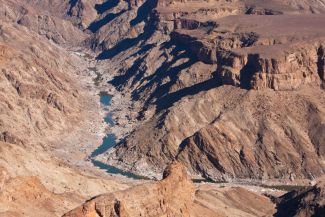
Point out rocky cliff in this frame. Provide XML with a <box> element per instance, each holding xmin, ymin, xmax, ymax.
<box><xmin>63</xmin><ymin>163</ymin><xmax>195</xmax><ymax>217</ymax></box>
<box><xmin>1</xmin><ymin>0</ymin><xmax>325</xmax><ymax>216</ymax></box>
<box><xmin>0</xmin><ymin>1</ymin><xmax>131</xmax><ymax>216</ymax></box>
<box><xmin>88</xmin><ymin>0</ymin><xmax>325</xmax><ymax>182</ymax></box>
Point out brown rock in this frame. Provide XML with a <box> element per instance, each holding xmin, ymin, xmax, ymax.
<box><xmin>275</xmin><ymin>177</ymin><xmax>325</xmax><ymax>217</ymax></box>
<box><xmin>63</xmin><ymin>162</ymin><xmax>195</xmax><ymax>217</ymax></box>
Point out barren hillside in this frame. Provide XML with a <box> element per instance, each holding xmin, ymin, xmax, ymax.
<box><xmin>0</xmin><ymin>0</ymin><xmax>324</xmax><ymax>216</ymax></box>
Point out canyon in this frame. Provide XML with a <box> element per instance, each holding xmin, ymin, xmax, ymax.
<box><xmin>0</xmin><ymin>0</ymin><xmax>324</xmax><ymax>216</ymax></box>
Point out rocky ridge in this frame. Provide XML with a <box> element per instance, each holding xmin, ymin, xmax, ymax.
<box><xmin>0</xmin><ymin>1</ymin><xmax>133</xmax><ymax>216</ymax></box>
<box><xmin>86</xmin><ymin>0</ymin><xmax>325</xmax><ymax>182</ymax></box>
<box><xmin>0</xmin><ymin>0</ymin><xmax>325</xmax><ymax>216</ymax></box>
<box><xmin>63</xmin><ymin>162</ymin><xmax>276</xmax><ymax>217</ymax></box>
<box><xmin>63</xmin><ymin>163</ymin><xmax>195</xmax><ymax>217</ymax></box>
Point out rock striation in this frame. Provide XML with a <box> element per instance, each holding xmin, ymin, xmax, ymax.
<box><xmin>1</xmin><ymin>0</ymin><xmax>325</xmax><ymax>216</ymax></box>
<box><xmin>88</xmin><ymin>0</ymin><xmax>325</xmax><ymax>182</ymax></box>
<box><xmin>172</xmin><ymin>15</ymin><xmax>325</xmax><ymax>90</ymax></box>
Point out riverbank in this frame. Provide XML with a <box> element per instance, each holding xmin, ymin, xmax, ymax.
<box><xmin>45</xmin><ymin>49</ymin><xmax>144</xmax><ymax>184</ymax></box>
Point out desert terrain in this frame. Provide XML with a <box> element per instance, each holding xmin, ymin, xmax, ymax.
<box><xmin>0</xmin><ymin>0</ymin><xmax>324</xmax><ymax>216</ymax></box>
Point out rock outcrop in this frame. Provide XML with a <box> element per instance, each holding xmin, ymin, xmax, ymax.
<box><xmin>63</xmin><ymin>162</ymin><xmax>195</xmax><ymax>217</ymax></box>
<box><xmin>86</xmin><ymin>0</ymin><xmax>325</xmax><ymax>182</ymax></box>
<box><xmin>63</xmin><ymin>162</ymin><xmax>277</xmax><ymax>217</ymax></box>
<box><xmin>1</xmin><ymin>0</ymin><xmax>325</xmax><ymax>216</ymax></box>
<box><xmin>172</xmin><ymin>15</ymin><xmax>325</xmax><ymax>90</ymax></box>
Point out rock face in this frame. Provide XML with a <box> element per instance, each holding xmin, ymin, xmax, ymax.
<box><xmin>0</xmin><ymin>1</ymin><xmax>131</xmax><ymax>216</ymax></box>
<box><xmin>87</xmin><ymin>0</ymin><xmax>325</xmax><ymax>181</ymax></box>
<box><xmin>0</xmin><ymin>0</ymin><xmax>103</xmax><ymax>148</ymax></box>
<box><xmin>172</xmin><ymin>15</ymin><xmax>325</xmax><ymax>90</ymax></box>
<box><xmin>1</xmin><ymin>0</ymin><xmax>325</xmax><ymax>216</ymax></box>
<box><xmin>275</xmin><ymin>177</ymin><xmax>325</xmax><ymax>217</ymax></box>
<box><xmin>0</xmin><ymin>17</ymin><xmax>80</xmax><ymax>147</ymax></box>
<box><xmin>63</xmin><ymin>162</ymin><xmax>195</xmax><ymax>217</ymax></box>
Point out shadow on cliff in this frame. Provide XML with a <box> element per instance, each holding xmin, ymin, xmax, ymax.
<box><xmin>96</xmin><ymin>0</ymin><xmax>158</xmax><ymax>60</ymax></box>
<box><xmin>139</xmin><ymin>41</ymin><xmax>223</xmax><ymax>113</ymax></box>
<box><xmin>155</xmin><ymin>71</ymin><xmax>223</xmax><ymax>112</ymax></box>
<box><xmin>274</xmin><ymin>187</ymin><xmax>325</xmax><ymax>217</ymax></box>
<box><xmin>317</xmin><ymin>46</ymin><xmax>325</xmax><ymax>81</ymax></box>
<box><xmin>239</xmin><ymin>54</ymin><xmax>260</xmax><ymax>89</ymax></box>
<box><xmin>95</xmin><ymin>0</ymin><xmax>120</xmax><ymax>14</ymax></box>
<box><xmin>130</xmin><ymin>0</ymin><xmax>158</xmax><ymax>26</ymax></box>
<box><xmin>132</xmin><ymin>41</ymin><xmax>198</xmax><ymax>100</ymax></box>
<box><xmin>68</xmin><ymin>0</ymin><xmax>78</xmax><ymax>16</ymax></box>
<box><xmin>110</xmin><ymin>53</ymin><xmax>149</xmax><ymax>90</ymax></box>
<box><xmin>88</xmin><ymin>10</ymin><xmax>127</xmax><ymax>33</ymax></box>
<box><xmin>110</xmin><ymin>39</ymin><xmax>223</xmax><ymax>114</ymax></box>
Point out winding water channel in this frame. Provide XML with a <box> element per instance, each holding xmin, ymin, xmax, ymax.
<box><xmin>92</xmin><ymin>92</ymin><xmax>215</xmax><ymax>182</ymax></box>
<box><xmin>90</xmin><ymin>92</ymin><xmax>145</xmax><ymax>180</ymax></box>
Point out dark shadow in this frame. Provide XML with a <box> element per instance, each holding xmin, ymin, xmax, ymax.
<box><xmin>68</xmin><ymin>0</ymin><xmax>78</xmax><ymax>16</ymax></box>
<box><xmin>274</xmin><ymin>187</ymin><xmax>325</xmax><ymax>217</ymax></box>
<box><xmin>155</xmin><ymin>71</ymin><xmax>223</xmax><ymax>112</ymax></box>
<box><xmin>88</xmin><ymin>10</ymin><xmax>126</xmax><ymax>33</ymax></box>
<box><xmin>96</xmin><ymin>9</ymin><xmax>157</xmax><ymax>60</ymax></box>
<box><xmin>110</xmin><ymin>56</ymin><xmax>146</xmax><ymax>89</ymax></box>
<box><xmin>124</xmin><ymin>0</ymin><xmax>132</xmax><ymax>10</ymax></box>
<box><xmin>317</xmin><ymin>46</ymin><xmax>324</xmax><ymax>81</ymax></box>
<box><xmin>131</xmin><ymin>43</ymin><xmax>156</xmax><ymax>58</ymax></box>
<box><xmin>95</xmin><ymin>0</ymin><xmax>120</xmax><ymax>14</ymax></box>
<box><xmin>240</xmin><ymin>54</ymin><xmax>260</xmax><ymax>89</ymax></box>
<box><xmin>131</xmin><ymin>41</ymin><xmax>195</xmax><ymax>100</ymax></box>
<box><xmin>130</xmin><ymin>0</ymin><xmax>158</xmax><ymax>26</ymax></box>
<box><xmin>109</xmin><ymin>44</ymin><xmax>155</xmax><ymax>90</ymax></box>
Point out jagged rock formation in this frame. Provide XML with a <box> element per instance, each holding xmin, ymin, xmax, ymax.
<box><xmin>275</xmin><ymin>177</ymin><xmax>325</xmax><ymax>217</ymax></box>
<box><xmin>63</xmin><ymin>162</ymin><xmax>276</xmax><ymax>217</ymax></box>
<box><xmin>63</xmin><ymin>163</ymin><xmax>195</xmax><ymax>217</ymax></box>
<box><xmin>87</xmin><ymin>0</ymin><xmax>325</xmax><ymax>181</ymax></box>
<box><xmin>1</xmin><ymin>0</ymin><xmax>325</xmax><ymax>216</ymax></box>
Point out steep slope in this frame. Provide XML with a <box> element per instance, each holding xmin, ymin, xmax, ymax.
<box><xmin>0</xmin><ymin>141</ymin><xmax>129</xmax><ymax>217</ymax></box>
<box><xmin>275</xmin><ymin>177</ymin><xmax>325</xmax><ymax>217</ymax></box>
<box><xmin>0</xmin><ymin>1</ymin><xmax>133</xmax><ymax>216</ymax></box>
<box><xmin>90</xmin><ymin>0</ymin><xmax>325</xmax><ymax>181</ymax></box>
<box><xmin>1</xmin><ymin>0</ymin><xmax>325</xmax><ymax>216</ymax></box>
<box><xmin>0</xmin><ymin>21</ymin><xmax>81</xmax><ymax>145</ymax></box>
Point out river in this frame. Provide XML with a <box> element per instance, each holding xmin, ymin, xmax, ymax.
<box><xmin>90</xmin><ymin>92</ymin><xmax>146</xmax><ymax>180</ymax></box>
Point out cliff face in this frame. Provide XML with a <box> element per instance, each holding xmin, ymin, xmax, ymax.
<box><xmin>1</xmin><ymin>0</ymin><xmax>325</xmax><ymax>216</ymax></box>
<box><xmin>86</xmin><ymin>0</ymin><xmax>325</xmax><ymax>181</ymax></box>
<box><xmin>0</xmin><ymin>1</ymin><xmax>131</xmax><ymax>216</ymax></box>
<box><xmin>172</xmin><ymin>15</ymin><xmax>325</xmax><ymax>90</ymax></box>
